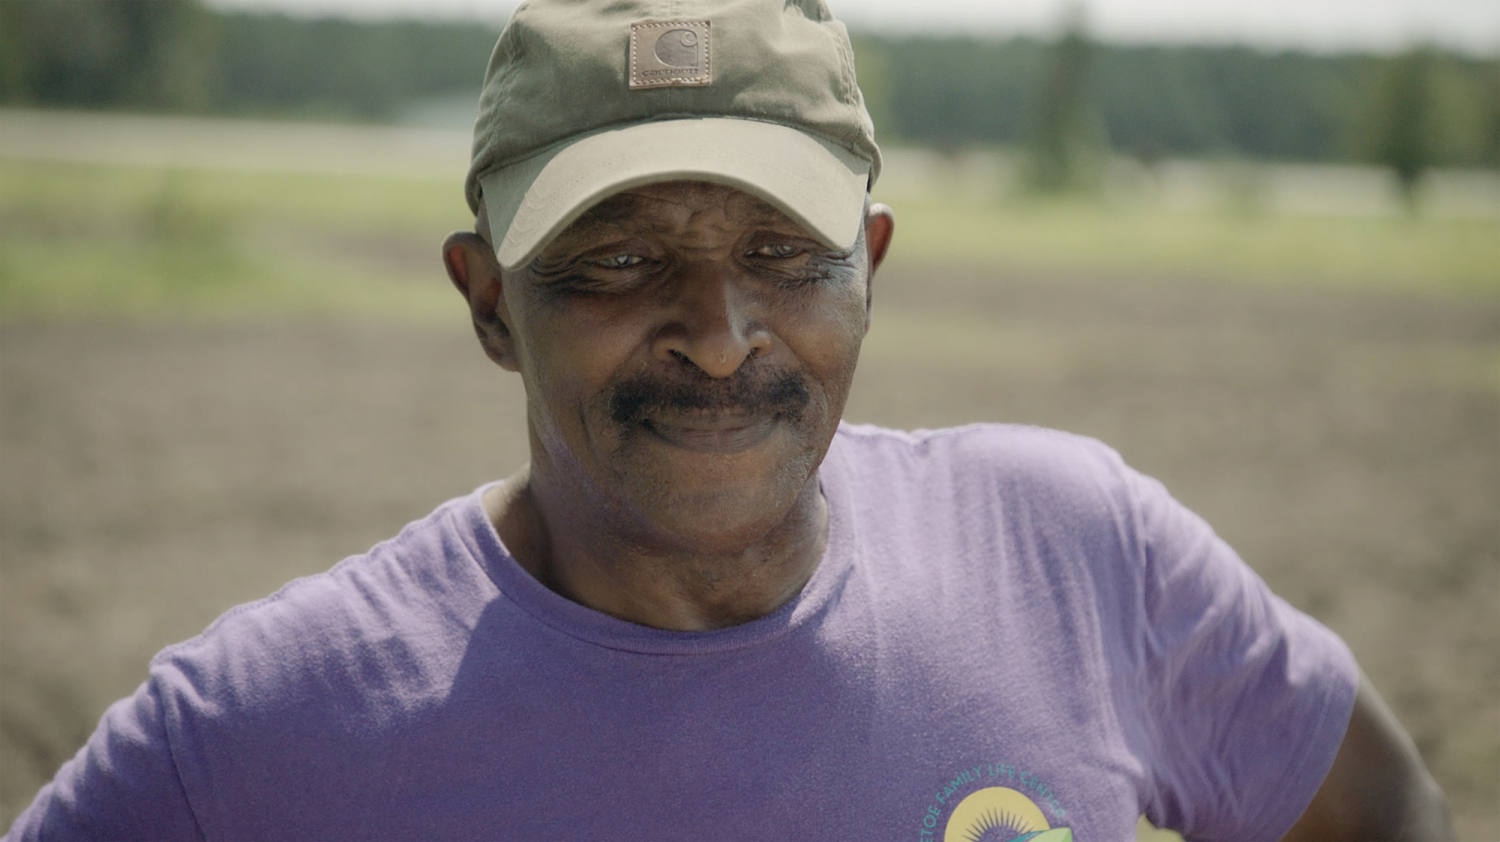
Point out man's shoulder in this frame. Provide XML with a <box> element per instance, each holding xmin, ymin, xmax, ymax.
<box><xmin>825</xmin><ymin>422</ymin><xmax>1142</xmax><ymax>547</ymax></box>
<box><xmin>831</xmin><ymin>421</ymin><xmax>1127</xmax><ymax>486</ymax></box>
<box><xmin>147</xmin><ymin>489</ymin><xmax>495</xmax><ymax>710</ymax></box>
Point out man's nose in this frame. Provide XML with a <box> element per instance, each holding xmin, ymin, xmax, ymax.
<box><xmin>650</xmin><ymin>267</ymin><xmax>772</xmax><ymax>379</ymax></box>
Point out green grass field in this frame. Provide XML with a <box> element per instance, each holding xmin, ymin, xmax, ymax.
<box><xmin>2</xmin><ymin>142</ymin><xmax>1496</xmax><ymax>323</ymax></box>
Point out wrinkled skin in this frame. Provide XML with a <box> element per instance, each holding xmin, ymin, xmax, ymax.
<box><xmin>444</xmin><ymin>181</ymin><xmax>894</xmax><ymax>629</ymax></box>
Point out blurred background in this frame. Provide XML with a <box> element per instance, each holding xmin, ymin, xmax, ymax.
<box><xmin>1</xmin><ymin>0</ymin><xmax>1496</xmax><ymax>836</ymax></box>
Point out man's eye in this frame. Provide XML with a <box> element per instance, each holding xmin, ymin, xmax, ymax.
<box><xmin>591</xmin><ymin>254</ymin><xmax>647</xmax><ymax>269</ymax></box>
<box><xmin>751</xmin><ymin>243</ymin><xmax>803</xmax><ymax>259</ymax></box>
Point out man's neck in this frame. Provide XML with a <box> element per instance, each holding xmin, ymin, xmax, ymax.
<box><xmin>483</xmin><ymin>469</ymin><xmax>828</xmax><ymax>631</ymax></box>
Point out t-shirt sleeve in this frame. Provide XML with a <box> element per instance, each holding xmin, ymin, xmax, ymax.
<box><xmin>4</xmin><ymin>674</ymin><xmax>202</xmax><ymax>841</ymax></box>
<box><xmin>1126</xmin><ymin>466</ymin><xmax>1359</xmax><ymax>841</ymax></box>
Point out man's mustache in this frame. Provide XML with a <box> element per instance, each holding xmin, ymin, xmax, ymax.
<box><xmin>608</xmin><ymin>368</ymin><xmax>810</xmax><ymax>425</ymax></box>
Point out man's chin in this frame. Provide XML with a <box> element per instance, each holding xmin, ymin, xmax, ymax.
<box><xmin>611</xmin><ymin>432</ymin><xmax>822</xmax><ymax>547</ymax></box>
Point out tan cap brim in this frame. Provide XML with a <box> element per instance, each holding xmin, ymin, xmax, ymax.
<box><xmin>479</xmin><ymin>117</ymin><xmax>870</xmax><ymax>271</ymax></box>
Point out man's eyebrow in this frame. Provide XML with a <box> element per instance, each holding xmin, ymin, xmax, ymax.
<box><xmin>541</xmin><ymin>195</ymin><xmax>663</xmax><ymax>250</ymax></box>
<box><xmin>541</xmin><ymin>205</ymin><xmax>638</xmax><ymax>254</ymax></box>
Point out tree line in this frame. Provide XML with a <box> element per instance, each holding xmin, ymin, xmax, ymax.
<box><xmin>858</xmin><ymin>34</ymin><xmax>1497</xmax><ymax>172</ymax></box>
<box><xmin>3</xmin><ymin>0</ymin><xmax>1496</xmax><ymax>173</ymax></box>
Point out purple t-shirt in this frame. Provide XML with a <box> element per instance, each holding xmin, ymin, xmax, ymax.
<box><xmin>8</xmin><ymin>423</ymin><xmax>1356</xmax><ymax>841</ymax></box>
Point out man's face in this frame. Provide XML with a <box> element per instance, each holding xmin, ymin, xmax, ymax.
<box><xmin>494</xmin><ymin>181</ymin><xmax>880</xmax><ymax>554</ymax></box>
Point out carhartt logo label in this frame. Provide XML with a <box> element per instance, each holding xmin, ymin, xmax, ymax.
<box><xmin>655</xmin><ymin>28</ymin><xmax>699</xmax><ymax>66</ymax></box>
<box><xmin>629</xmin><ymin>20</ymin><xmax>711</xmax><ymax>89</ymax></box>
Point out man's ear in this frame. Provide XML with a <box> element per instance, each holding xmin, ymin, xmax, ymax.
<box><xmin>442</xmin><ymin>231</ymin><xmax>519</xmax><ymax>371</ymax></box>
<box><xmin>861</xmin><ymin>202</ymin><xmax>895</xmax><ymax>327</ymax></box>
<box><xmin>864</xmin><ymin>202</ymin><xmax>894</xmax><ymax>273</ymax></box>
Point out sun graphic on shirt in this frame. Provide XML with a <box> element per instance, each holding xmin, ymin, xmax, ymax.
<box><xmin>943</xmin><ymin>786</ymin><xmax>1073</xmax><ymax>842</ymax></box>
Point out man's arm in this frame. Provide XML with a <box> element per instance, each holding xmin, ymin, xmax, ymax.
<box><xmin>1281</xmin><ymin>672</ymin><xmax>1452</xmax><ymax>842</ymax></box>
<box><xmin>5</xmin><ymin>677</ymin><xmax>202</xmax><ymax>841</ymax></box>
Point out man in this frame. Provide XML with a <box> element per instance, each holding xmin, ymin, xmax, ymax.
<box><xmin>7</xmin><ymin>1</ymin><xmax>1450</xmax><ymax>839</ymax></box>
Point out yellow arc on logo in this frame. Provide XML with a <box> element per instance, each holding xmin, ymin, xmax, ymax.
<box><xmin>943</xmin><ymin>786</ymin><xmax>1049</xmax><ymax>842</ymax></box>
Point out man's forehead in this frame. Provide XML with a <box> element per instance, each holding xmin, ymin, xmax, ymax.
<box><xmin>569</xmin><ymin>181</ymin><xmax>804</xmax><ymax>234</ymax></box>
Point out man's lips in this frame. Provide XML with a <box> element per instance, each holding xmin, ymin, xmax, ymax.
<box><xmin>640</xmin><ymin>412</ymin><xmax>778</xmax><ymax>453</ymax></box>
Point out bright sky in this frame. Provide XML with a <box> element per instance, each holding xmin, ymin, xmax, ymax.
<box><xmin>207</xmin><ymin>0</ymin><xmax>1500</xmax><ymax>55</ymax></box>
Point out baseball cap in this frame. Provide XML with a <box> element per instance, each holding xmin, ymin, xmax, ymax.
<box><xmin>464</xmin><ymin>0</ymin><xmax>882</xmax><ymax>271</ymax></box>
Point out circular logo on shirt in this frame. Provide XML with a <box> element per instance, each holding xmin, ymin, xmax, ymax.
<box><xmin>916</xmin><ymin>763</ymin><xmax>1072</xmax><ymax>842</ymax></box>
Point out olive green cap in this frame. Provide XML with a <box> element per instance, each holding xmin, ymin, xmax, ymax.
<box><xmin>465</xmin><ymin>0</ymin><xmax>881</xmax><ymax>270</ymax></box>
